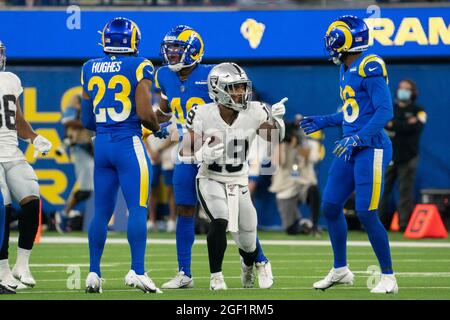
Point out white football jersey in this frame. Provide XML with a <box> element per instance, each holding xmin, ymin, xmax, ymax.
<box><xmin>187</xmin><ymin>101</ymin><xmax>270</xmax><ymax>185</ymax></box>
<box><xmin>0</xmin><ymin>72</ymin><xmax>24</xmax><ymax>162</ymax></box>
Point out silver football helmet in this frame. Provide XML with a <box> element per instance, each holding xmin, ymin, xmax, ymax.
<box><xmin>0</xmin><ymin>41</ymin><xmax>6</xmax><ymax>72</ymax></box>
<box><xmin>207</xmin><ymin>62</ymin><xmax>252</xmax><ymax>112</ymax></box>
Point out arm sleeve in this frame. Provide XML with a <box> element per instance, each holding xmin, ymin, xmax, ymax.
<box><xmin>154</xmin><ymin>68</ymin><xmax>167</xmax><ymax>99</ymax></box>
<box><xmin>357</xmin><ymin>76</ymin><xmax>393</xmax><ymax>142</ymax></box>
<box><xmin>324</xmin><ymin>112</ymin><xmax>344</xmax><ymax>127</ymax></box>
<box><xmin>81</xmin><ymin>98</ymin><xmax>96</xmax><ymax>131</ymax></box>
<box><xmin>10</xmin><ymin>73</ymin><xmax>23</xmax><ymax>98</ymax></box>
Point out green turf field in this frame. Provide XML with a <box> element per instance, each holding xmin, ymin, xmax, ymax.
<box><xmin>1</xmin><ymin>231</ymin><xmax>450</xmax><ymax>300</ymax></box>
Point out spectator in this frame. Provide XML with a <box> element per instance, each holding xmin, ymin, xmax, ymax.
<box><xmin>379</xmin><ymin>79</ymin><xmax>427</xmax><ymax>231</ymax></box>
<box><xmin>55</xmin><ymin>94</ymin><xmax>94</xmax><ymax>232</ymax></box>
<box><xmin>269</xmin><ymin>120</ymin><xmax>322</xmax><ymax>236</ymax></box>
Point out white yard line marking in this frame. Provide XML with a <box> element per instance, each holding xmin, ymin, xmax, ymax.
<box><xmin>10</xmin><ymin>237</ymin><xmax>450</xmax><ymax>248</ymax></box>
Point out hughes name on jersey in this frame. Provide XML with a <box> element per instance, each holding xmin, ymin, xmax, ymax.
<box><xmin>0</xmin><ymin>72</ymin><xmax>24</xmax><ymax>162</ymax></box>
<box><xmin>81</xmin><ymin>55</ymin><xmax>154</xmax><ymax>136</ymax></box>
<box><xmin>186</xmin><ymin>101</ymin><xmax>270</xmax><ymax>185</ymax></box>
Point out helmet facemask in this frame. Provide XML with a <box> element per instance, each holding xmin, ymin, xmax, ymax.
<box><xmin>161</xmin><ymin>40</ymin><xmax>202</xmax><ymax>72</ymax></box>
<box><xmin>210</xmin><ymin>78</ymin><xmax>252</xmax><ymax>112</ymax></box>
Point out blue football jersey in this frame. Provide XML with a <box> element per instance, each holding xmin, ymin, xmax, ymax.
<box><xmin>81</xmin><ymin>55</ymin><xmax>155</xmax><ymax>136</ymax></box>
<box><xmin>155</xmin><ymin>64</ymin><xmax>214</xmax><ymax>128</ymax></box>
<box><xmin>339</xmin><ymin>52</ymin><xmax>392</xmax><ymax>148</ymax></box>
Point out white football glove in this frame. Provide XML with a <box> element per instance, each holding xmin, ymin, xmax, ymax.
<box><xmin>270</xmin><ymin>97</ymin><xmax>288</xmax><ymax>141</ymax></box>
<box><xmin>195</xmin><ymin>137</ymin><xmax>224</xmax><ymax>164</ymax></box>
<box><xmin>33</xmin><ymin>134</ymin><xmax>52</xmax><ymax>158</ymax></box>
<box><xmin>271</xmin><ymin>97</ymin><xmax>288</xmax><ymax>119</ymax></box>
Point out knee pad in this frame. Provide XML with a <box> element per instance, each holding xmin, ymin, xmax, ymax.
<box><xmin>74</xmin><ymin>190</ymin><xmax>92</xmax><ymax>202</ymax></box>
<box><xmin>322</xmin><ymin>201</ymin><xmax>343</xmax><ymax>220</ymax></box>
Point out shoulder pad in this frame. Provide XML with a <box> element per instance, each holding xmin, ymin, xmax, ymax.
<box><xmin>358</xmin><ymin>54</ymin><xmax>388</xmax><ymax>78</ymax></box>
<box><xmin>135</xmin><ymin>58</ymin><xmax>154</xmax><ymax>82</ymax></box>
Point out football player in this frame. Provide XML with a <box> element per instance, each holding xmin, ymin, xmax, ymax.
<box><xmin>0</xmin><ymin>40</ymin><xmax>52</xmax><ymax>291</ymax></box>
<box><xmin>300</xmin><ymin>16</ymin><xmax>398</xmax><ymax>293</ymax></box>
<box><xmin>155</xmin><ymin>25</ymin><xmax>273</xmax><ymax>289</ymax></box>
<box><xmin>179</xmin><ymin>62</ymin><xmax>286</xmax><ymax>289</ymax></box>
<box><xmin>81</xmin><ymin>18</ymin><xmax>169</xmax><ymax>294</ymax></box>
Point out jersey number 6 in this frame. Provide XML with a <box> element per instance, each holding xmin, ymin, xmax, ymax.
<box><xmin>341</xmin><ymin>85</ymin><xmax>359</xmax><ymax>123</ymax></box>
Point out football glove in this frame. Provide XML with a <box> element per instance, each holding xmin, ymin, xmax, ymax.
<box><xmin>153</xmin><ymin>121</ymin><xmax>171</xmax><ymax>139</ymax></box>
<box><xmin>271</xmin><ymin>97</ymin><xmax>287</xmax><ymax>119</ymax></box>
<box><xmin>300</xmin><ymin>116</ymin><xmax>328</xmax><ymax>135</ymax></box>
<box><xmin>271</xmin><ymin>97</ymin><xmax>288</xmax><ymax>141</ymax></box>
<box><xmin>195</xmin><ymin>137</ymin><xmax>224</xmax><ymax>164</ymax></box>
<box><xmin>33</xmin><ymin>134</ymin><xmax>52</xmax><ymax>158</ymax></box>
<box><xmin>332</xmin><ymin>135</ymin><xmax>362</xmax><ymax>162</ymax></box>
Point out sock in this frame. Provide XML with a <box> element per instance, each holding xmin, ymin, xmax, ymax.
<box><xmin>176</xmin><ymin>215</ymin><xmax>195</xmax><ymax>277</ymax></box>
<box><xmin>127</xmin><ymin>206</ymin><xmax>148</xmax><ymax>275</ymax></box>
<box><xmin>0</xmin><ymin>205</ymin><xmax>11</xmax><ymax>260</ymax></box>
<box><xmin>207</xmin><ymin>219</ymin><xmax>228</xmax><ymax>274</ymax></box>
<box><xmin>357</xmin><ymin>210</ymin><xmax>394</xmax><ymax>274</ymax></box>
<box><xmin>18</xmin><ymin>199</ymin><xmax>40</xmax><ymax>250</ymax></box>
<box><xmin>15</xmin><ymin>247</ymin><xmax>31</xmax><ymax>270</ymax></box>
<box><xmin>255</xmin><ymin>236</ymin><xmax>268</xmax><ymax>263</ymax></box>
<box><xmin>88</xmin><ymin>211</ymin><xmax>111</xmax><ymax>278</ymax></box>
<box><xmin>322</xmin><ymin>202</ymin><xmax>348</xmax><ymax>268</ymax></box>
<box><xmin>239</xmin><ymin>247</ymin><xmax>259</xmax><ymax>267</ymax></box>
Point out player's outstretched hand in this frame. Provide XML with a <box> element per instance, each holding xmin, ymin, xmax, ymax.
<box><xmin>33</xmin><ymin>134</ymin><xmax>52</xmax><ymax>158</ymax></box>
<box><xmin>272</xmin><ymin>97</ymin><xmax>288</xmax><ymax>119</ymax></box>
<box><xmin>154</xmin><ymin>121</ymin><xmax>172</xmax><ymax>139</ymax></box>
<box><xmin>299</xmin><ymin>116</ymin><xmax>327</xmax><ymax>135</ymax></box>
<box><xmin>332</xmin><ymin>135</ymin><xmax>362</xmax><ymax>162</ymax></box>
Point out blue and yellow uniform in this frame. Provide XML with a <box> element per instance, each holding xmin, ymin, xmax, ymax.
<box><xmin>323</xmin><ymin>52</ymin><xmax>393</xmax><ymax>212</ymax></box>
<box><xmin>155</xmin><ymin>64</ymin><xmax>213</xmax><ymax>206</ymax></box>
<box><xmin>302</xmin><ymin>15</ymin><xmax>394</xmax><ymax>278</ymax></box>
<box><xmin>82</xmin><ymin>53</ymin><xmax>155</xmax><ymax>276</ymax></box>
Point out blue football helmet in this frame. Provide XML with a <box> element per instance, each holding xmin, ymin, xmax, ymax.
<box><xmin>324</xmin><ymin>15</ymin><xmax>369</xmax><ymax>65</ymax></box>
<box><xmin>0</xmin><ymin>41</ymin><xmax>6</xmax><ymax>71</ymax></box>
<box><xmin>160</xmin><ymin>25</ymin><xmax>204</xmax><ymax>72</ymax></box>
<box><xmin>101</xmin><ymin>17</ymin><xmax>141</xmax><ymax>54</ymax></box>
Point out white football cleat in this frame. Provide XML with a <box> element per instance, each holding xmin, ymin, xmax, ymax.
<box><xmin>161</xmin><ymin>271</ymin><xmax>194</xmax><ymax>289</ymax></box>
<box><xmin>12</xmin><ymin>266</ymin><xmax>36</xmax><ymax>288</ymax></box>
<box><xmin>125</xmin><ymin>270</ymin><xmax>162</xmax><ymax>293</ymax></box>
<box><xmin>0</xmin><ymin>282</ymin><xmax>16</xmax><ymax>294</ymax></box>
<box><xmin>240</xmin><ymin>258</ymin><xmax>255</xmax><ymax>288</ymax></box>
<box><xmin>313</xmin><ymin>267</ymin><xmax>354</xmax><ymax>290</ymax></box>
<box><xmin>210</xmin><ymin>273</ymin><xmax>228</xmax><ymax>291</ymax></box>
<box><xmin>0</xmin><ymin>268</ymin><xmax>27</xmax><ymax>290</ymax></box>
<box><xmin>370</xmin><ymin>274</ymin><xmax>398</xmax><ymax>294</ymax></box>
<box><xmin>256</xmin><ymin>260</ymin><xmax>273</xmax><ymax>289</ymax></box>
<box><xmin>85</xmin><ymin>272</ymin><xmax>103</xmax><ymax>293</ymax></box>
